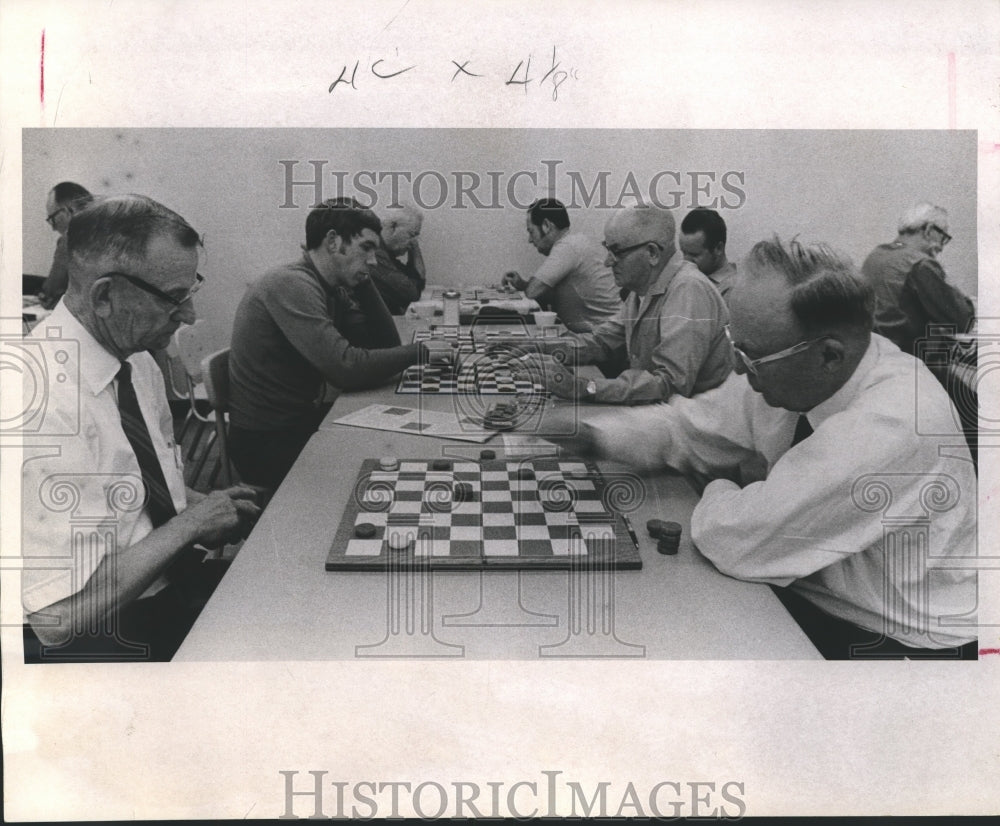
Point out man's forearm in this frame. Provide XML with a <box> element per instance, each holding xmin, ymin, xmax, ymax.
<box><xmin>27</xmin><ymin>516</ymin><xmax>203</xmax><ymax>646</ymax></box>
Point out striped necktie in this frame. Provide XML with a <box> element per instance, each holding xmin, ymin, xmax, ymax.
<box><xmin>791</xmin><ymin>414</ymin><xmax>814</xmax><ymax>447</ymax></box>
<box><xmin>116</xmin><ymin>362</ymin><xmax>177</xmax><ymax>527</ymax></box>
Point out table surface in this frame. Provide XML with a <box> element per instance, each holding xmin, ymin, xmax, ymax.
<box><xmin>175</xmin><ymin>319</ymin><xmax>821</xmax><ymax>660</ymax></box>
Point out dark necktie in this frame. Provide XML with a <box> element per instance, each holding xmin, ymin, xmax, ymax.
<box><xmin>116</xmin><ymin>362</ymin><xmax>177</xmax><ymax>527</ymax></box>
<box><xmin>791</xmin><ymin>414</ymin><xmax>814</xmax><ymax>448</ymax></box>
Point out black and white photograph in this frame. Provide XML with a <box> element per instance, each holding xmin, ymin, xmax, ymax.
<box><xmin>2</xmin><ymin>0</ymin><xmax>998</xmax><ymax>820</ymax></box>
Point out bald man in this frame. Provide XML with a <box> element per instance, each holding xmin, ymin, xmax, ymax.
<box><xmin>369</xmin><ymin>205</ymin><xmax>427</xmax><ymax>314</ymax></box>
<box><xmin>521</xmin><ymin>205</ymin><xmax>731</xmax><ymax>404</ymax></box>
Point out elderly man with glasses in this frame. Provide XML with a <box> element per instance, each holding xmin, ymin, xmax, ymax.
<box><xmin>516</xmin><ymin>204</ymin><xmax>731</xmax><ymax>404</ymax></box>
<box><xmin>37</xmin><ymin>181</ymin><xmax>93</xmax><ymax>309</ymax></box>
<box><xmin>21</xmin><ymin>194</ymin><xmax>262</xmax><ymax>662</ymax></box>
<box><xmin>861</xmin><ymin>202</ymin><xmax>975</xmax><ymax>382</ymax></box>
<box><xmin>545</xmin><ymin>237</ymin><xmax>978</xmax><ymax>660</ymax></box>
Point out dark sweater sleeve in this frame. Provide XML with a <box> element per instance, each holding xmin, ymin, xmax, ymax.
<box><xmin>369</xmin><ymin>247</ymin><xmax>424</xmax><ymax>314</ymax></box>
<box><xmin>270</xmin><ymin>275</ymin><xmax>419</xmax><ymax>390</ymax></box>
<box><xmin>907</xmin><ymin>259</ymin><xmax>975</xmax><ymax>334</ymax></box>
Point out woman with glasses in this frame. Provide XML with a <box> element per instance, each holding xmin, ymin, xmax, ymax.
<box><xmin>38</xmin><ymin>181</ymin><xmax>93</xmax><ymax>309</ymax></box>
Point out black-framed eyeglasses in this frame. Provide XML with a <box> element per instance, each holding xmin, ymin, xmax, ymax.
<box><xmin>724</xmin><ymin>324</ymin><xmax>826</xmax><ymax>377</ymax></box>
<box><xmin>104</xmin><ymin>271</ymin><xmax>205</xmax><ymax>307</ymax></box>
<box><xmin>601</xmin><ymin>239</ymin><xmax>663</xmax><ymax>260</ymax></box>
<box><xmin>926</xmin><ymin>223</ymin><xmax>952</xmax><ymax>247</ymax></box>
<box><xmin>46</xmin><ymin>206</ymin><xmax>69</xmax><ymax>228</ymax></box>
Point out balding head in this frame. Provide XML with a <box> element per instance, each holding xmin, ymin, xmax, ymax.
<box><xmin>381</xmin><ymin>204</ymin><xmax>424</xmax><ymax>255</ymax></box>
<box><xmin>602</xmin><ymin>206</ymin><xmax>677</xmax><ymax>296</ymax></box>
<box><xmin>607</xmin><ymin>206</ymin><xmax>676</xmax><ymax>252</ymax></box>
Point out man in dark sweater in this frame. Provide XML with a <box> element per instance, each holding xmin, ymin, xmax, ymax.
<box><xmin>228</xmin><ymin>198</ymin><xmax>424</xmax><ymax>490</ymax></box>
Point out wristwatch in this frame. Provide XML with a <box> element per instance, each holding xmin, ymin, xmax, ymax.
<box><xmin>585</xmin><ymin>379</ymin><xmax>598</xmax><ymax>399</ymax></box>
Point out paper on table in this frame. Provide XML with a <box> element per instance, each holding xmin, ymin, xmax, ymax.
<box><xmin>331</xmin><ymin>403</ymin><xmax>496</xmax><ymax>443</ymax></box>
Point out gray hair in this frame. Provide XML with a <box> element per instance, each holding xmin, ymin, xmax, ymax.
<box><xmin>897</xmin><ymin>202</ymin><xmax>948</xmax><ymax>235</ymax></box>
<box><xmin>66</xmin><ymin>193</ymin><xmax>201</xmax><ymax>266</ymax></box>
<box><xmin>744</xmin><ymin>236</ymin><xmax>874</xmax><ymax>334</ymax></box>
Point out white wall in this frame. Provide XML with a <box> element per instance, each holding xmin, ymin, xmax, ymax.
<box><xmin>22</xmin><ymin>128</ymin><xmax>977</xmax><ymax>348</ymax></box>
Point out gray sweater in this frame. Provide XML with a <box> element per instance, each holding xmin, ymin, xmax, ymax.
<box><xmin>229</xmin><ymin>254</ymin><xmax>419</xmax><ymax>430</ymax></box>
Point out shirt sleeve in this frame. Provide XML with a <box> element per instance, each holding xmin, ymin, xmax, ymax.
<box><xmin>690</xmin><ymin>406</ymin><xmax>919</xmax><ymax>586</ymax></box>
<box><xmin>570</xmin><ymin>306</ymin><xmax>627</xmax><ymax>364</ymax></box>
<box><xmin>906</xmin><ymin>259</ymin><xmax>975</xmax><ymax>334</ymax></box>
<box><xmin>268</xmin><ymin>275</ymin><xmax>418</xmax><ymax>391</ymax></box>
<box><xmin>588</xmin><ymin>374</ymin><xmax>759</xmax><ymax>474</ymax></box>
<box><xmin>532</xmin><ymin>239</ymin><xmax>580</xmax><ymax>289</ymax></box>
<box><xmin>589</xmin><ymin>276</ymin><xmax>730</xmax><ymax>404</ymax></box>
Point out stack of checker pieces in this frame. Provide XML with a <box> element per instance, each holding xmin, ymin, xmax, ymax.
<box><xmin>395</xmin><ymin>328</ymin><xmax>547</xmax><ymax>396</ymax></box>
<box><xmin>325</xmin><ymin>456</ymin><xmax>642</xmax><ymax>571</ymax></box>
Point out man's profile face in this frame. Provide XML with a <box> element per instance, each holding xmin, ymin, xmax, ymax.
<box><xmin>921</xmin><ymin>221</ymin><xmax>950</xmax><ymax>259</ymax></box>
<box><xmin>603</xmin><ymin>222</ymin><xmax>653</xmax><ymax>293</ymax></box>
<box><xmin>100</xmin><ymin>233</ymin><xmax>199</xmax><ymax>355</ymax></box>
<box><xmin>382</xmin><ymin>215</ymin><xmax>420</xmax><ymax>256</ymax></box>
<box><xmin>333</xmin><ymin>228</ymin><xmax>380</xmax><ymax>288</ymax></box>
<box><xmin>679</xmin><ymin>230</ymin><xmax>723</xmax><ymax>276</ymax></box>
<box><xmin>46</xmin><ymin>191</ymin><xmax>72</xmax><ymax>236</ymax></box>
<box><xmin>526</xmin><ymin>217</ymin><xmax>553</xmax><ymax>256</ymax></box>
<box><xmin>726</xmin><ymin>271</ymin><xmax>823</xmax><ymax>412</ymax></box>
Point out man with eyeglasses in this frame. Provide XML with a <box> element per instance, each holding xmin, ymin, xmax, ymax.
<box><xmin>228</xmin><ymin>198</ymin><xmax>427</xmax><ymax>490</ymax></box>
<box><xmin>544</xmin><ymin>237</ymin><xmax>977</xmax><ymax>659</ymax></box>
<box><xmin>501</xmin><ymin>198</ymin><xmax>620</xmax><ymax>333</ymax></box>
<box><xmin>37</xmin><ymin>181</ymin><xmax>93</xmax><ymax>309</ymax></box>
<box><xmin>369</xmin><ymin>204</ymin><xmax>428</xmax><ymax>315</ymax></box>
<box><xmin>517</xmin><ymin>204</ymin><xmax>731</xmax><ymax>404</ymax></box>
<box><xmin>21</xmin><ymin>194</ymin><xmax>262</xmax><ymax>662</ymax></box>
<box><xmin>861</xmin><ymin>202</ymin><xmax>975</xmax><ymax>382</ymax></box>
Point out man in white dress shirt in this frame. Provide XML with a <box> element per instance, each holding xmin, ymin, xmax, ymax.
<box><xmin>548</xmin><ymin>237</ymin><xmax>978</xmax><ymax>659</ymax></box>
<box><xmin>21</xmin><ymin>194</ymin><xmax>261</xmax><ymax>662</ymax></box>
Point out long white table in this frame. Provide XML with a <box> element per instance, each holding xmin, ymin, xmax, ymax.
<box><xmin>176</xmin><ymin>320</ymin><xmax>820</xmax><ymax>660</ymax></box>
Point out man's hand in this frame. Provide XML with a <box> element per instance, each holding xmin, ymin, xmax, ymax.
<box><xmin>419</xmin><ymin>339</ymin><xmax>457</xmax><ymax>365</ymax></box>
<box><xmin>501</xmin><ymin>271</ymin><xmax>528</xmax><ymax>292</ymax></box>
<box><xmin>176</xmin><ymin>485</ymin><xmax>262</xmax><ymax>548</ymax></box>
<box><xmin>513</xmin><ymin>353</ymin><xmax>586</xmax><ymax>400</ymax></box>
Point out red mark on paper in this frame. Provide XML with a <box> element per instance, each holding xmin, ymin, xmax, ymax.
<box><xmin>40</xmin><ymin>29</ymin><xmax>45</xmax><ymax>105</ymax></box>
<box><xmin>979</xmin><ymin>648</ymin><xmax>1000</xmax><ymax>656</ymax></box>
<box><xmin>947</xmin><ymin>51</ymin><xmax>956</xmax><ymax>129</ymax></box>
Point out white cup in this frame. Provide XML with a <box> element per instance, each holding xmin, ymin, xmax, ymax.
<box><xmin>535</xmin><ymin>311</ymin><xmax>558</xmax><ymax>327</ymax></box>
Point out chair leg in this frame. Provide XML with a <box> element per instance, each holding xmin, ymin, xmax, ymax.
<box><xmin>186</xmin><ymin>420</ymin><xmax>209</xmax><ymax>462</ymax></box>
<box><xmin>190</xmin><ymin>430</ymin><xmax>218</xmax><ymax>488</ymax></box>
<box><xmin>214</xmin><ymin>418</ymin><xmax>233</xmax><ymax>488</ymax></box>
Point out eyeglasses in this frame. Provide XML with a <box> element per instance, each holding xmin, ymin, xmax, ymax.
<box><xmin>104</xmin><ymin>271</ymin><xmax>205</xmax><ymax>308</ymax></box>
<box><xmin>46</xmin><ymin>206</ymin><xmax>69</xmax><ymax>228</ymax></box>
<box><xmin>601</xmin><ymin>239</ymin><xmax>663</xmax><ymax>260</ymax></box>
<box><xmin>724</xmin><ymin>324</ymin><xmax>826</xmax><ymax>376</ymax></box>
<box><xmin>926</xmin><ymin>223</ymin><xmax>952</xmax><ymax>247</ymax></box>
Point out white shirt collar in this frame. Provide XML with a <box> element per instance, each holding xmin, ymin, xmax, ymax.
<box><xmin>46</xmin><ymin>301</ymin><xmax>125</xmax><ymax>397</ymax></box>
<box><xmin>802</xmin><ymin>335</ymin><xmax>881</xmax><ymax>429</ymax></box>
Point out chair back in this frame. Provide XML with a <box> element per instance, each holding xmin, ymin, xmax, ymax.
<box><xmin>201</xmin><ymin>348</ymin><xmax>231</xmax><ymax>414</ymax></box>
<box><xmin>201</xmin><ymin>348</ymin><xmax>233</xmax><ymax>486</ymax></box>
<box><xmin>175</xmin><ymin>320</ymin><xmax>217</xmax><ymax>383</ymax></box>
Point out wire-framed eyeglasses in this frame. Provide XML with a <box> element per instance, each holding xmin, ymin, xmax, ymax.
<box><xmin>724</xmin><ymin>324</ymin><xmax>825</xmax><ymax>376</ymax></box>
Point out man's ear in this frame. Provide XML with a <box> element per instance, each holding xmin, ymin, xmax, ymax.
<box><xmin>90</xmin><ymin>277</ymin><xmax>114</xmax><ymax>319</ymax></box>
<box><xmin>326</xmin><ymin>229</ymin><xmax>345</xmax><ymax>255</ymax></box>
<box><xmin>541</xmin><ymin>219</ymin><xmax>555</xmax><ymax>237</ymax></box>
<box><xmin>820</xmin><ymin>337</ymin><xmax>846</xmax><ymax>372</ymax></box>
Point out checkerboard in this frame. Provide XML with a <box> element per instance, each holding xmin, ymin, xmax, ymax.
<box><xmin>396</xmin><ymin>329</ymin><xmax>547</xmax><ymax>396</ymax></box>
<box><xmin>325</xmin><ymin>458</ymin><xmax>641</xmax><ymax>570</ymax></box>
